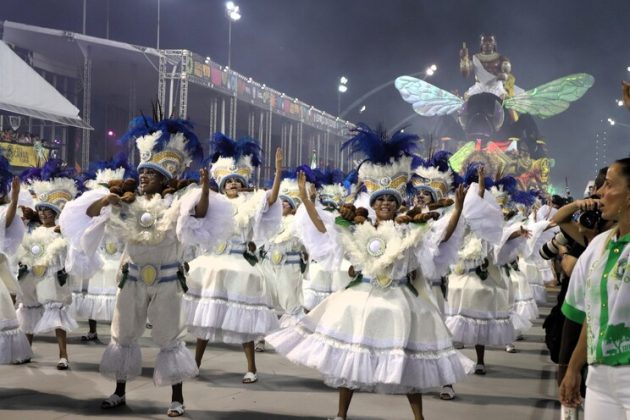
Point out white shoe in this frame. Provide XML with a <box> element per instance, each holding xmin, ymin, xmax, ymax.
<box><xmin>474</xmin><ymin>363</ymin><xmax>486</xmax><ymax>375</ymax></box>
<box><xmin>505</xmin><ymin>344</ymin><xmax>517</xmax><ymax>353</ymax></box>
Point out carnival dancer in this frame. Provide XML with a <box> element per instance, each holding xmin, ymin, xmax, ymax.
<box><xmin>266</xmin><ymin>124</ymin><xmax>472</xmax><ymax>420</ymax></box>
<box><xmin>183</xmin><ymin>133</ymin><xmax>282</xmax><ymax>384</ymax></box>
<box><xmin>60</xmin><ymin>116</ymin><xmax>233</xmax><ymax>417</ymax></box>
<box><xmin>0</xmin><ymin>154</ymin><xmax>32</xmax><ymax>365</ymax></box>
<box><xmin>445</xmin><ymin>165</ymin><xmax>531</xmax><ymax>375</ymax></box>
<box><xmin>16</xmin><ymin>160</ymin><xmax>79</xmax><ymax>370</ymax></box>
<box><xmin>409</xmin><ymin>150</ymin><xmax>465</xmax><ymax>400</ymax></box>
<box><xmin>74</xmin><ymin>157</ymin><xmax>135</xmax><ymax>342</ymax></box>
<box><xmin>300</xmin><ymin>169</ymin><xmax>352</xmax><ymax>311</ymax></box>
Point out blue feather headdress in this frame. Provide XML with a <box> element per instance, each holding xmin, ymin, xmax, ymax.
<box><xmin>462</xmin><ymin>161</ymin><xmax>495</xmax><ymax>189</ymax></box>
<box><xmin>411</xmin><ymin>151</ymin><xmax>455</xmax><ymax>201</ymax></box>
<box><xmin>208</xmin><ymin>132</ymin><xmax>262</xmax><ymax>190</ymax></box>
<box><xmin>21</xmin><ymin>159</ymin><xmax>78</xmax><ymax>214</ymax></box>
<box><xmin>341</xmin><ymin>123</ymin><xmax>419</xmax><ymax>206</ymax></box>
<box><xmin>119</xmin><ymin>115</ymin><xmax>202</xmax><ymax>180</ymax></box>
<box><xmin>0</xmin><ymin>153</ymin><xmax>13</xmax><ymax>196</ymax></box>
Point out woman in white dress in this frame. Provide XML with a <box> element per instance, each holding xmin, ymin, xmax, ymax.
<box><xmin>183</xmin><ymin>133</ymin><xmax>283</xmax><ymax>384</ymax></box>
<box><xmin>267</xmin><ymin>125</ymin><xmax>472</xmax><ymax>420</ymax></box>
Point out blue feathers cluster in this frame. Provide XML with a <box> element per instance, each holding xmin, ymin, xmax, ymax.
<box><xmin>462</xmin><ymin>161</ymin><xmax>495</xmax><ymax>188</ymax></box>
<box><xmin>88</xmin><ymin>152</ymin><xmax>138</xmax><ymax>181</ymax></box>
<box><xmin>119</xmin><ymin>116</ymin><xmax>203</xmax><ymax>164</ymax></box>
<box><xmin>20</xmin><ymin>159</ymin><xmax>79</xmax><ymax>189</ymax></box>
<box><xmin>0</xmin><ymin>153</ymin><xmax>13</xmax><ymax>196</ymax></box>
<box><xmin>208</xmin><ymin>132</ymin><xmax>262</xmax><ymax>167</ymax></box>
<box><xmin>341</xmin><ymin>123</ymin><xmax>419</xmax><ymax>165</ymax></box>
<box><xmin>342</xmin><ymin>168</ymin><xmax>359</xmax><ymax>194</ymax></box>
<box><xmin>315</xmin><ymin>168</ymin><xmax>344</xmax><ymax>186</ymax></box>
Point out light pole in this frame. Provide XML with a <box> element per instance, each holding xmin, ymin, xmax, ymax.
<box><xmin>157</xmin><ymin>0</ymin><xmax>161</xmax><ymax>49</ymax></box>
<box><xmin>226</xmin><ymin>1</ymin><xmax>241</xmax><ymax>69</ymax></box>
<box><xmin>337</xmin><ymin>76</ymin><xmax>348</xmax><ymax>116</ymax></box>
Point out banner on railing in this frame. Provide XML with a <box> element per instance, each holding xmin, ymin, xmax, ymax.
<box><xmin>0</xmin><ymin>142</ymin><xmax>50</xmax><ymax>167</ymax></box>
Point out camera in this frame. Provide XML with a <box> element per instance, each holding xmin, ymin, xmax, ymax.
<box><xmin>576</xmin><ymin>209</ymin><xmax>602</xmax><ymax>230</ymax></box>
<box><xmin>540</xmin><ymin>231</ymin><xmax>570</xmax><ymax>260</ymax></box>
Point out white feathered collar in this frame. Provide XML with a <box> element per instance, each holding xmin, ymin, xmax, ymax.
<box><xmin>339</xmin><ymin>220</ymin><xmax>429</xmax><ymax>278</ymax></box>
<box><xmin>110</xmin><ymin>194</ymin><xmax>179</xmax><ymax>245</ymax></box>
<box><xmin>19</xmin><ymin>226</ymin><xmax>67</xmax><ymax>267</ymax></box>
<box><xmin>270</xmin><ymin>214</ymin><xmax>297</xmax><ymax>245</ymax></box>
<box><xmin>227</xmin><ymin>190</ymin><xmax>267</xmax><ymax>231</ymax></box>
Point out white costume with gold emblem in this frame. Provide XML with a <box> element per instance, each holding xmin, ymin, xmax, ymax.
<box><xmin>183</xmin><ymin>190</ymin><xmax>282</xmax><ymax>343</ymax></box>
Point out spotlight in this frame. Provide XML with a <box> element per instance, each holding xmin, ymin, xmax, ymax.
<box><xmin>608</xmin><ymin>118</ymin><xmax>616</xmax><ymax>125</ymax></box>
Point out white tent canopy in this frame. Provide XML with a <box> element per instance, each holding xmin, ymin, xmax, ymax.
<box><xmin>0</xmin><ymin>40</ymin><xmax>91</xmax><ymax>129</ymax></box>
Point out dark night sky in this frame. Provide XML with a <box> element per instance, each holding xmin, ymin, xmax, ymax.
<box><xmin>1</xmin><ymin>0</ymin><xmax>629</xmax><ymax>194</ymax></box>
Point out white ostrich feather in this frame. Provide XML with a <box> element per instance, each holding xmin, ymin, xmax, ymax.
<box><xmin>18</xmin><ymin>226</ymin><xmax>67</xmax><ymax>268</ymax></box>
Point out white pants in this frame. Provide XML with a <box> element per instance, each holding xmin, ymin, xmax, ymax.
<box><xmin>100</xmin><ymin>280</ymin><xmax>198</xmax><ymax>386</ymax></box>
<box><xmin>585</xmin><ymin>364</ymin><xmax>630</xmax><ymax>419</ymax></box>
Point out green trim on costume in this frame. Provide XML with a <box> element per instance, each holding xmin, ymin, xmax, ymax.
<box><xmin>561</xmin><ymin>302</ymin><xmax>585</xmax><ymax>324</ymax></box>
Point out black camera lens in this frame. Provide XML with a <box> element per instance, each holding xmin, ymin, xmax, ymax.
<box><xmin>578</xmin><ymin>210</ymin><xmax>601</xmax><ymax>230</ymax></box>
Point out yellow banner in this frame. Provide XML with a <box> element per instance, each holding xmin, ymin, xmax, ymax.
<box><xmin>0</xmin><ymin>142</ymin><xmax>49</xmax><ymax>167</ymax></box>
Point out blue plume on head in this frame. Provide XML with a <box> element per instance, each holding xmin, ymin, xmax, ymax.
<box><xmin>208</xmin><ymin>132</ymin><xmax>262</xmax><ymax>167</ymax></box>
<box><xmin>463</xmin><ymin>161</ymin><xmax>494</xmax><ymax>188</ymax></box>
<box><xmin>0</xmin><ymin>153</ymin><xmax>13</xmax><ymax>195</ymax></box>
<box><xmin>19</xmin><ymin>167</ymin><xmax>42</xmax><ymax>183</ymax></box>
<box><xmin>428</xmin><ymin>150</ymin><xmax>453</xmax><ymax>172</ymax></box>
<box><xmin>343</xmin><ymin>168</ymin><xmax>359</xmax><ymax>193</ymax></box>
<box><xmin>495</xmin><ymin>175</ymin><xmax>518</xmax><ymax>197</ymax></box>
<box><xmin>40</xmin><ymin>159</ymin><xmax>76</xmax><ymax>181</ymax></box>
<box><xmin>119</xmin><ymin>116</ymin><xmax>203</xmax><ymax>165</ymax></box>
<box><xmin>295</xmin><ymin>164</ymin><xmax>320</xmax><ymax>188</ymax></box>
<box><xmin>411</xmin><ymin>155</ymin><xmax>427</xmax><ymax>170</ymax></box>
<box><xmin>281</xmin><ymin>168</ymin><xmax>298</xmax><ymax>180</ymax></box>
<box><xmin>341</xmin><ymin>123</ymin><xmax>419</xmax><ymax>165</ymax></box>
<box><xmin>512</xmin><ymin>189</ymin><xmax>535</xmax><ymax>207</ymax></box>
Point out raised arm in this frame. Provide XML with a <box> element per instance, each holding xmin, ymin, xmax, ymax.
<box><xmin>441</xmin><ymin>184</ymin><xmax>466</xmax><ymax>243</ymax></box>
<box><xmin>267</xmin><ymin>148</ymin><xmax>283</xmax><ymax>206</ymax></box>
<box><xmin>86</xmin><ymin>193</ymin><xmax>121</xmax><ymax>217</ymax></box>
<box><xmin>194</xmin><ymin>168</ymin><xmax>210</xmax><ymax>218</ymax></box>
<box><xmin>5</xmin><ymin>177</ymin><xmax>20</xmax><ymax>228</ymax></box>
<box><xmin>478</xmin><ymin>166</ymin><xmax>486</xmax><ymax>198</ymax></box>
<box><xmin>297</xmin><ymin>171</ymin><xmax>326</xmax><ymax>233</ymax></box>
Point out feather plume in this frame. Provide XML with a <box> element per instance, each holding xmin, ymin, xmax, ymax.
<box><xmin>341</xmin><ymin>123</ymin><xmax>419</xmax><ymax>165</ymax></box>
<box><xmin>0</xmin><ymin>153</ymin><xmax>13</xmax><ymax>195</ymax></box>
<box><xmin>208</xmin><ymin>132</ymin><xmax>262</xmax><ymax>167</ymax></box>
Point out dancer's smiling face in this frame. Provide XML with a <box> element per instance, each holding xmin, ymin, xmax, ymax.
<box><xmin>38</xmin><ymin>207</ymin><xmax>57</xmax><ymax>227</ymax></box>
<box><xmin>138</xmin><ymin>168</ymin><xmax>165</xmax><ymax>195</ymax></box>
<box><xmin>372</xmin><ymin>194</ymin><xmax>399</xmax><ymax>221</ymax></box>
<box><xmin>223</xmin><ymin>177</ymin><xmax>244</xmax><ymax>198</ymax></box>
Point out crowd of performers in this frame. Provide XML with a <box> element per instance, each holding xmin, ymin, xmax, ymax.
<box><xmin>0</xmin><ymin>117</ymin><xmax>573</xmax><ymax>419</ymax></box>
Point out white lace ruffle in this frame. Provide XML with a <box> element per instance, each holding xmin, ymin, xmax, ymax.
<box><xmin>514</xmin><ymin>298</ymin><xmax>539</xmax><ymax>322</ymax></box>
<box><xmin>183</xmin><ymin>295</ymin><xmax>280</xmax><ymax>343</ymax></box>
<box><xmin>531</xmin><ymin>284</ymin><xmax>548</xmax><ymax>304</ymax></box>
<box><xmin>266</xmin><ymin>327</ymin><xmax>474</xmax><ymax>393</ymax></box>
<box><xmin>0</xmin><ymin>327</ymin><xmax>33</xmax><ymax>364</ymax></box>
<box><xmin>153</xmin><ymin>341</ymin><xmax>199</xmax><ymax>386</ymax></box>
<box><xmin>78</xmin><ymin>294</ymin><xmax>116</xmax><ymax>321</ymax></box>
<box><xmin>33</xmin><ymin>302</ymin><xmax>78</xmax><ymax>334</ymax></box>
<box><xmin>445</xmin><ymin>314</ymin><xmax>516</xmax><ymax>346</ymax></box>
<box><xmin>100</xmin><ymin>341</ymin><xmax>142</xmax><ymax>382</ymax></box>
<box><xmin>15</xmin><ymin>304</ymin><xmax>43</xmax><ymax>334</ymax></box>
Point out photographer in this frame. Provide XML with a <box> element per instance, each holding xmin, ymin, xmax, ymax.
<box><xmin>548</xmin><ymin>167</ymin><xmax>613</xmax><ymax>394</ymax></box>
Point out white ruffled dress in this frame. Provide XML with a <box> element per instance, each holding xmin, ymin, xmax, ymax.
<box><xmin>445</xmin><ymin>184</ymin><xmax>518</xmax><ymax>346</ymax></box>
<box><xmin>266</xmin><ymin>213</ymin><xmax>473</xmax><ymax>394</ymax></box>
<box><xmin>183</xmin><ymin>190</ymin><xmax>282</xmax><ymax>344</ymax></box>
<box><xmin>0</xmin><ymin>205</ymin><xmax>32</xmax><ymax>363</ymax></box>
<box><xmin>258</xmin><ymin>213</ymin><xmax>307</xmax><ymax>327</ymax></box>
<box><xmin>16</xmin><ymin>226</ymin><xmax>77</xmax><ymax>334</ymax></box>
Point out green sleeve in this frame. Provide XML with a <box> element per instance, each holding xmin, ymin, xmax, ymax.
<box><xmin>561</xmin><ymin>301</ymin><xmax>585</xmax><ymax>324</ymax></box>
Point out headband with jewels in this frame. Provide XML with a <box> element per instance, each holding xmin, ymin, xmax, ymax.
<box><xmin>208</xmin><ymin>132</ymin><xmax>262</xmax><ymax>190</ymax></box>
<box><xmin>119</xmin><ymin>116</ymin><xmax>203</xmax><ymax>180</ymax></box>
<box><xmin>341</xmin><ymin>123</ymin><xmax>419</xmax><ymax>206</ymax></box>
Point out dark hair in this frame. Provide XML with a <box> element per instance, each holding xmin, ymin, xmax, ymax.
<box><xmin>615</xmin><ymin>158</ymin><xmax>630</xmax><ymax>187</ymax></box>
<box><xmin>594</xmin><ymin>166</ymin><xmax>608</xmax><ymax>190</ymax></box>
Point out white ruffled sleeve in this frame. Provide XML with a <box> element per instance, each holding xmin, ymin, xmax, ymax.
<box><xmin>59</xmin><ymin>189</ymin><xmax>111</xmax><ymax>256</ymax></box>
<box><xmin>417</xmin><ymin>208</ymin><xmax>465</xmax><ymax>280</ymax></box>
<box><xmin>65</xmin><ymin>244</ymin><xmax>104</xmax><ymax>278</ymax></box>
<box><xmin>252</xmin><ymin>190</ymin><xmax>282</xmax><ymax>244</ymax></box>
<box><xmin>462</xmin><ymin>182</ymin><xmax>503</xmax><ymax>245</ymax></box>
<box><xmin>0</xmin><ymin>205</ymin><xmax>26</xmax><ymax>256</ymax></box>
<box><xmin>294</xmin><ymin>204</ymin><xmax>343</xmax><ymax>270</ymax></box>
<box><xmin>522</xmin><ymin>220</ymin><xmax>552</xmax><ymax>258</ymax></box>
<box><xmin>176</xmin><ymin>187</ymin><xmax>235</xmax><ymax>249</ymax></box>
<box><xmin>494</xmin><ymin>222</ymin><xmax>526</xmax><ymax>266</ymax></box>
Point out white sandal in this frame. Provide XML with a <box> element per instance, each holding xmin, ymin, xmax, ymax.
<box><xmin>439</xmin><ymin>385</ymin><xmax>456</xmax><ymax>400</ymax></box>
<box><xmin>167</xmin><ymin>401</ymin><xmax>185</xmax><ymax>417</ymax></box>
<box><xmin>57</xmin><ymin>358</ymin><xmax>69</xmax><ymax>370</ymax></box>
<box><xmin>242</xmin><ymin>371</ymin><xmax>258</xmax><ymax>384</ymax></box>
<box><xmin>101</xmin><ymin>393</ymin><xmax>126</xmax><ymax>409</ymax></box>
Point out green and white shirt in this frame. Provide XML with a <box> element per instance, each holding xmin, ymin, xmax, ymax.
<box><xmin>562</xmin><ymin>228</ymin><xmax>630</xmax><ymax>365</ymax></box>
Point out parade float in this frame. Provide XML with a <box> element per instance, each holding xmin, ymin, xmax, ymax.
<box><xmin>395</xmin><ymin>34</ymin><xmax>594</xmax><ymax>192</ymax></box>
